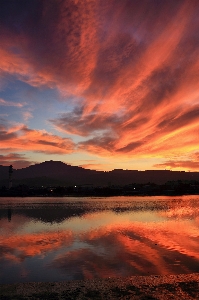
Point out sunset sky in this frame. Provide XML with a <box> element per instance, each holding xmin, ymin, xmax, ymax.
<box><xmin>1</xmin><ymin>0</ymin><xmax>199</xmax><ymax>171</ymax></box>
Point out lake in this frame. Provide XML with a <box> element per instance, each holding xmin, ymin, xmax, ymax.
<box><xmin>0</xmin><ymin>196</ymin><xmax>199</xmax><ymax>284</ymax></box>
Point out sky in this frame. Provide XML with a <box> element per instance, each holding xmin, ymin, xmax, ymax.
<box><xmin>1</xmin><ymin>0</ymin><xmax>199</xmax><ymax>171</ymax></box>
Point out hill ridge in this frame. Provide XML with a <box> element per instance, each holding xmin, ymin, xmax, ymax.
<box><xmin>0</xmin><ymin>160</ymin><xmax>199</xmax><ymax>187</ymax></box>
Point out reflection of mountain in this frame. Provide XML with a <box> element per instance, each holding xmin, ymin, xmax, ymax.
<box><xmin>0</xmin><ymin>209</ymin><xmax>12</xmax><ymax>221</ymax></box>
<box><xmin>1</xmin><ymin>197</ymin><xmax>197</xmax><ymax>224</ymax></box>
<box><xmin>0</xmin><ymin>206</ymin><xmax>89</xmax><ymax>223</ymax></box>
<box><xmin>1</xmin><ymin>160</ymin><xmax>199</xmax><ymax>187</ymax></box>
<box><xmin>0</xmin><ymin>200</ymin><xmax>171</xmax><ymax>223</ymax></box>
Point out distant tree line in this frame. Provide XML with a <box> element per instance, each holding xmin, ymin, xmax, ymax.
<box><xmin>1</xmin><ymin>180</ymin><xmax>199</xmax><ymax>197</ymax></box>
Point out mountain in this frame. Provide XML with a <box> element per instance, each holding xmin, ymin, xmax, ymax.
<box><xmin>1</xmin><ymin>160</ymin><xmax>199</xmax><ymax>187</ymax></box>
<box><xmin>0</xmin><ymin>161</ymin><xmax>106</xmax><ymax>187</ymax></box>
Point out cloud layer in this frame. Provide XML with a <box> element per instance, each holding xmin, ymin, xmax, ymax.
<box><xmin>1</xmin><ymin>0</ymin><xmax>199</xmax><ymax>169</ymax></box>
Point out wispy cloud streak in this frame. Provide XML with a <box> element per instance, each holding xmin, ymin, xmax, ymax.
<box><xmin>0</xmin><ymin>123</ymin><xmax>75</xmax><ymax>154</ymax></box>
<box><xmin>0</xmin><ymin>98</ymin><xmax>23</xmax><ymax>107</ymax></box>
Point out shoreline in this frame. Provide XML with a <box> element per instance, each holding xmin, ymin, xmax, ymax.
<box><xmin>1</xmin><ymin>273</ymin><xmax>199</xmax><ymax>299</ymax></box>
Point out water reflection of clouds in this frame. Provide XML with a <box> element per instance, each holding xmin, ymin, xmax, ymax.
<box><xmin>50</xmin><ymin>221</ymin><xmax>199</xmax><ymax>278</ymax></box>
<box><xmin>0</xmin><ymin>196</ymin><xmax>199</xmax><ymax>282</ymax></box>
<box><xmin>0</xmin><ymin>230</ymin><xmax>74</xmax><ymax>263</ymax></box>
<box><xmin>49</xmin><ymin>214</ymin><xmax>199</xmax><ymax>278</ymax></box>
<box><xmin>159</xmin><ymin>206</ymin><xmax>199</xmax><ymax>219</ymax></box>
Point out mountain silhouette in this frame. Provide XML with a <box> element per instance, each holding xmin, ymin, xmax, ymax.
<box><xmin>1</xmin><ymin>160</ymin><xmax>199</xmax><ymax>187</ymax></box>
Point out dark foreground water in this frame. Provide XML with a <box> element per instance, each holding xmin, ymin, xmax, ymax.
<box><xmin>0</xmin><ymin>196</ymin><xmax>199</xmax><ymax>284</ymax></box>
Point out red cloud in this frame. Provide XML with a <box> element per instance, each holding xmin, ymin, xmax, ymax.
<box><xmin>154</xmin><ymin>160</ymin><xmax>199</xmax><ymax>171</ymax></box>
<box><xmin>0</xmin><ymin>124</ymin><xmax>75</xmax><ymax>155</ymax></box>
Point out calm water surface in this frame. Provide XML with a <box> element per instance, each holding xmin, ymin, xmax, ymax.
<box><xmin>0</xmin><ymin>196</ymin><xmax>199</xmax><ymax>284</ymax></box>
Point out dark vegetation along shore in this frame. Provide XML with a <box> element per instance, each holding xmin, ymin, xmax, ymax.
<box><xmin>1</xmin><ymin>179</ymin><xmax>199</xmax><ymax>197</ymax></box>
<box><xmin>0</xmin><ymin>273</ymin><xmax>199</xmax><ymax>299</ymax></box>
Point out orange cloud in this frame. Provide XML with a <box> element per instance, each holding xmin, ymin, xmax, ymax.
<box><xmin>47</xmin><ymin>1</ymin><xmax>199</xmax><ymax>165</ymax></box>
<box><xmin>154</xmin><ymin>160</ymin><xmax>199</xmax><ymax>171</ymax></box>
<box><xmin>0</xmin><ymin>123</ymin><xmax>75</xmax><ymax>155</ymax></box>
